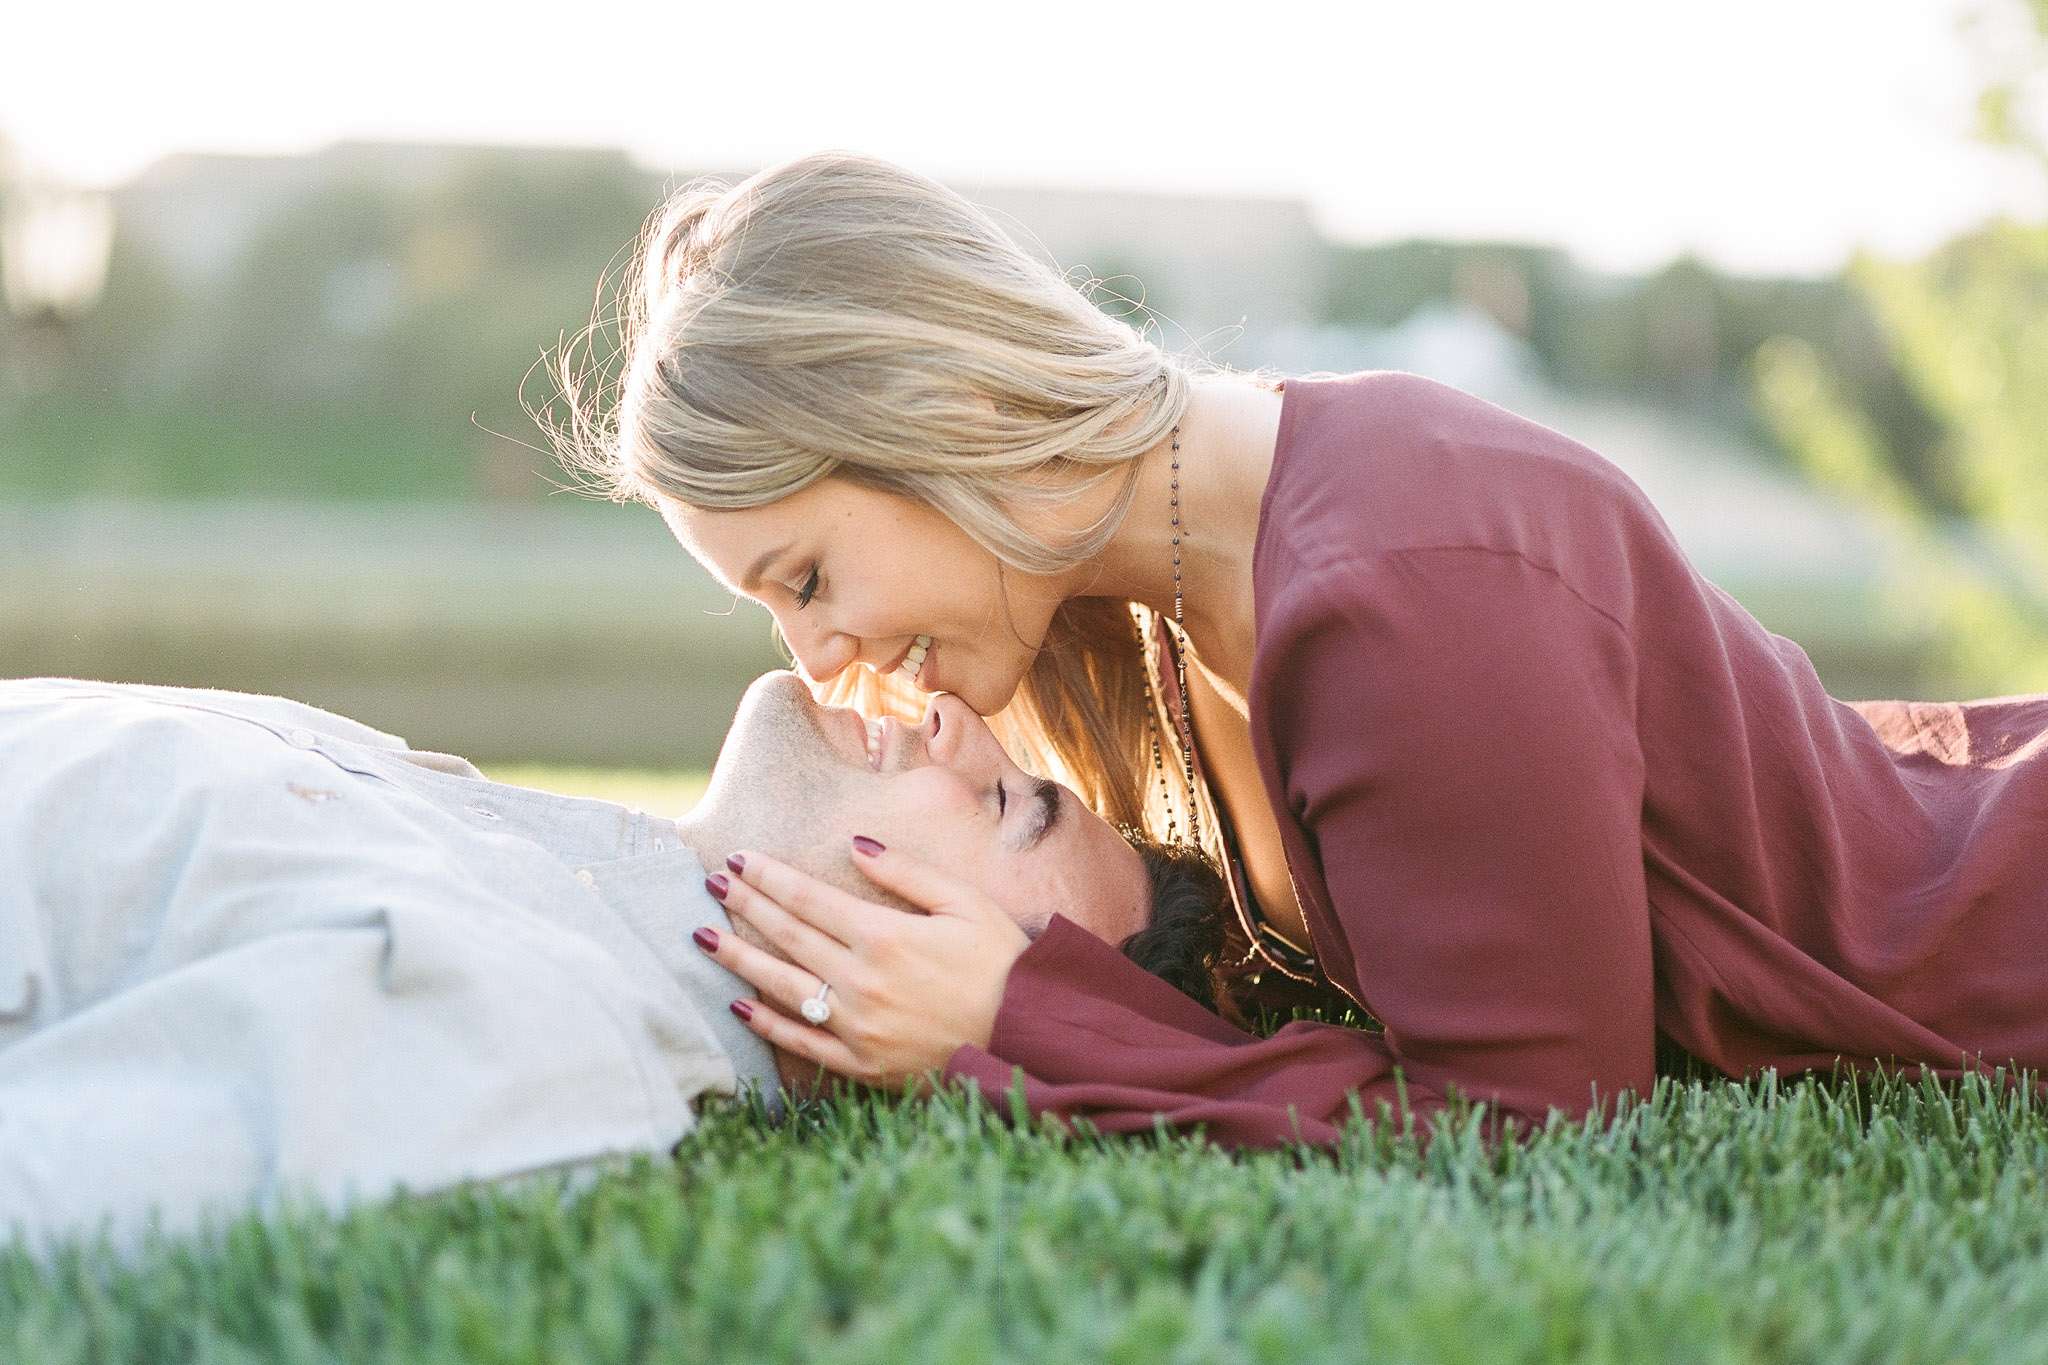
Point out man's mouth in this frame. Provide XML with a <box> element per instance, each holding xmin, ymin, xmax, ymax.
<box><xmin>818</xmin><ymin>701</ymin><xmax>870</xmax><ymax>768</ymax></box>
<box><xmin>862</xmin><ymin>703</ymin><xmax>942</xmax><ymax>772</ymax></box>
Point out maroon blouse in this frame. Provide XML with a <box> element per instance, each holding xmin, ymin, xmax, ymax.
<box><xmin>942</xmin><ymin>369</ymin><xmax>2048</xmax><ymax>1148</ymax></box>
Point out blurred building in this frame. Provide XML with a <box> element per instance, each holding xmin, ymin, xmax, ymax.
<box><xmin>1260</xmin><ymin>298</ymin><xmax>1551</xmax><ymax>400</ymax></box>
<box><xmin>112</xmin><ymin>140</ymin><xmax>1331</xmax><ymax>344</ymax></box>
<box><xmin>963</xmin><ymin>177</ymin><xmax>1327</xmax><ymax>343</ymax></box>
<box><xmin>115</xmin><ymin>142</ymin><xmax>648</xmax><ymax>287</ymax></box>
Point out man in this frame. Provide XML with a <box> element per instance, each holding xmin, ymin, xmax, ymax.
<box><xmin>0</xmin><ymin>670</ymin><xmax>1224</xmax><ymax>1250</ymax></box>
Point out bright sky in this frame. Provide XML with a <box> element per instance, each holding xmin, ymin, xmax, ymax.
<box><xmin>7</xmin><ymin>0</ymin><xmax>2042</xmax><ymax>276</ymax></box>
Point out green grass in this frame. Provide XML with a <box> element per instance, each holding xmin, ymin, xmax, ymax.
<box><xmin>6</xmin><ymin>769</ymin><xmax>2047</xmax><ymax>1362</ymax></box>
<box><xmin>6</xmin><ymin>1074</ymin><xmax>2048</xmax><ymax>1363</ymax></box>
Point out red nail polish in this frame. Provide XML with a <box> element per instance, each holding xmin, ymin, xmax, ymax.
<box><xmin>730</xmin><ymin>999</ymin><xmax>754</xmax><ymax>1022</ymax></box>
<box><xmin>851</xmin><ymin>835</ymin><xmax>885</xmax><ymax>857</ymax></box>
<box><xmin>705</xmin><ymin>873</ymin><xmax>729</xmax><ymax>900</ymax></box>
<box><xmin>726</xmin><ymin>853</ymin><xmax>746</xmax><ymax>875</ymax></box>
<box><xmin>692</xmin><ymin>926</ymin><xmax>719</xmax><ymax>953</ymax></box>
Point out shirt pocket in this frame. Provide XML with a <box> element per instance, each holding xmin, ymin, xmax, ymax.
<box><xmin>0</xmin><ymin>896</ymin><xmax>48</xmax><ymax>1038</ymax></box>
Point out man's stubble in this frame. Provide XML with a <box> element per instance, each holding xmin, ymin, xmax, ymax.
<box><xmin>680</xmin><ymin>676</ymin><xmax>919</xmax><ymax>920</ymax></box>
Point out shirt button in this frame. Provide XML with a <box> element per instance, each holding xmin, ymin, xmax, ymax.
<box><xmin>575</xmin><ymin>869</ymin><xmax>596</xmax><ymax>888</ymax></box>
<box><xmin>287</xmin><ymin>728</ymin><xmax>319</xmax><ymax>749</ymax></box>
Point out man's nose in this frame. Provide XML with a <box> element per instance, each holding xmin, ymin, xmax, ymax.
<box><xmin>922</xmin><ymin>693</ymin><xmax>981</xmax><ymax>766</ymax></box>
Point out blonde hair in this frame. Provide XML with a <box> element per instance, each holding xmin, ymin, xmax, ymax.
<box><xmin>545</xmin><ymin>149</ymin><xmax>1280</xmax><ymax>845</ymax></box>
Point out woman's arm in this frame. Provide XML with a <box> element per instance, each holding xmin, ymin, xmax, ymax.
<box><xmin>709</xmin><ymin>545</ymin><xmax>1659</xmax><ymax>1148</ymax></box>
<box><xmin>946</xmin><ymin>546</ymin><xmax>1659</xmax><ymax>1146</ymax></box>
<box><xmin>944</xmin><ymin>915</ymin><xmax>1431</xmax><ymax>1147</ymax></box>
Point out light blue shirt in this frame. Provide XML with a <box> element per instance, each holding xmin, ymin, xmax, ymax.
<box><xmin>0</xmin><ymin>677</ymin><xmax>779</xmax><ymax>1251</ymax></box>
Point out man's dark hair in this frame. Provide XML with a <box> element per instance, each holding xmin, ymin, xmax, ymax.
<box><xmin>1116</xmin><ymin>833</ymin><xmax>1231</xmax><ymax>1012</ymax></box>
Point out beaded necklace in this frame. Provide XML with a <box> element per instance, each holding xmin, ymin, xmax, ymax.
<box><xmin>1136</xmin><ymin>419</ymin><xmax>1319</xmax><ymax>980</ymax></box>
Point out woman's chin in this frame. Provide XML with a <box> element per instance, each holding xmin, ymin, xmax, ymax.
<box><xmin>925</xmin><ymin>646</ymin><xmax>1028</xmax><ymax>717</ymax></box>
<box><xmin>962</xmin><ymin>672</ymin><xmax>1027</xmax><ymax>718</ymax></box>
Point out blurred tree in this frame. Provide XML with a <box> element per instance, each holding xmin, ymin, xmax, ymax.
<box><xmin>1750</xmin><ymin>0</ymin><xmax>2048</xmax><ymax>696</ymax></box>
<box><xmin>1072</xmin><ymin>252</ymin><xmax>1179</xmax><ymax>346</ymax></box>
<box><xmin>0</xmin><ymin>129</ymin><xmax>15</xmax><ymax>365</ymax></box>
<box><xmin>1969</xmin><ymin>0</ymin><xmax>2048</xmax><ymax>163</ymax></box>
<box><xmin>2</xmin><ymin>145</ymin><xmax>658</xmax><ymax>499</ymax></box>
<box><xmin>1315</xmin><ymin>236</ymin><xmax>1948</xmax><ymax>491</ymax></box>
<box><xmin>1319</xmin><ymin>238</ymin><xmax>1472</xmax><ymax>328</ymax></box>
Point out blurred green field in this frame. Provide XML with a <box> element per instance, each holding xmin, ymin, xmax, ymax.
<box><xmin>0</xmin><ymin>498</ymin><xmax>791</xmax><ymax>769</ymax></box>
<box><xmin>0</xmin><ymin>496</ymin><xmax>1943</xmax><ymax>773</ymax></box>
<box><xmin>2</xmin><ymin>395</ymin><xmax>485</xmax><ymax>502</ymax></box>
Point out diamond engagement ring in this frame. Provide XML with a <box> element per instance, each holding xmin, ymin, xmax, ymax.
<box><xmin>800</xmin><ymin>980</ymin><xmax>833</xmax><ymax>1026</ymax></box>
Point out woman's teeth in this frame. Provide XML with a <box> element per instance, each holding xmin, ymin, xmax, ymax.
<box><xmin>865</xmin><ymin>717</ymin><xmax>884</xmax><ymax>770</ymax></box>
<box><xmin>895</xmin><ymin>633</ymin><xmax>933</xmax><ymax>688</ymax></box>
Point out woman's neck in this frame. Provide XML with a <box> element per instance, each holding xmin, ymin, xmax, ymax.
<box><xmin>1065</xmin><ymin>374</ymin><xmax>1286</xmax><ymax>674</ymax></box>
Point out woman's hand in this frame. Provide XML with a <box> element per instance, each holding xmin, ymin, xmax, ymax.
<box><xmin>695</xmin><ymin>835</ymin><xmax>1030</xmax><ymax>1092</ymax></box>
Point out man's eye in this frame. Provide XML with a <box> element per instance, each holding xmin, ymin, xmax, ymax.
<box><xmin>996</xmin><ymin>782</ymin><xmax>1007</xmax><ymax>816</ymax></box>
<box><xmin>793</xmin><ymin>565</ymin><xmax>820</xmax><ymax>610</ymax></box>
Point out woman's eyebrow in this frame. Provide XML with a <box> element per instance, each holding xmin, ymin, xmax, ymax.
<box><xmin>741</xmin><ymin>542</ymin><xmax>791</xmax><ymax>593</ymax></box>
<box><xmin>1022</xmin><ymin>778</ymin><xmax>1061</xmax><ymax>851</ymax></box>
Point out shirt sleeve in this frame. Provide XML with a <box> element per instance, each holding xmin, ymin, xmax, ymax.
<box><xmin>944</xmin><ymin>545</ymin><xmax>1656</xmax><ymax>1148</ymax></box>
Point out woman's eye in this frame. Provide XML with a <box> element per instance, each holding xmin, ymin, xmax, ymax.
<box><xmin>793</xmin><ymin>565</ymin><xmax>820</xmax><ymax>610</ymax></box>
<box><xmin>996</xmin><ymin>782</ymin><xmax>1007</xmax><ymax>816</ymax></box>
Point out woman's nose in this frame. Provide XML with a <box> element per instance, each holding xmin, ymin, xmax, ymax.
<box><xmin>780</xmin><ymin>613</ymin><xmax>859</xmax><ymax>687</ymax></box>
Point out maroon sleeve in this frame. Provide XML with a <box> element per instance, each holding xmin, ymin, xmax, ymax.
<box><xmin>945</xmin><ymin>546</ymin><xmax>1658</xmax><ymax>1147</ymax></box>
<box><xmin>945</xmin><ymin>915</ymin><xmax>1417</xmax><ymax>1148</ymax></box>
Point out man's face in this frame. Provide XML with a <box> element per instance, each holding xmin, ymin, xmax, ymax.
<box><xmin>686</xmin><ymin>670</ymin><xmax>1149</xmax><ymax>946</ymax></box>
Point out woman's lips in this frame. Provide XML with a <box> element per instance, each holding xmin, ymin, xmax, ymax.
<box><xmin>888</xmin><ymin>634</ymin><xmax>934</xmax><ymax>689</ymax></box>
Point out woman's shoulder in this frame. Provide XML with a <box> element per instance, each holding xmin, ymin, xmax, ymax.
<box><xmin>1259</xmin><ymin>370</ymin><xmax>1670</xmax><ymax>621</ymax></box>
<box><xmin>1270</xmin><ymin>371</ymin><xmax>1658</xmax><ymax>558</ymax></box>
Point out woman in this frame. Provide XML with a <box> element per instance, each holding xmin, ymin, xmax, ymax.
<box><xmin>551</xmin><ymin>150</ymin><xmax>2048</xmax><ymax>1148</ymax></box>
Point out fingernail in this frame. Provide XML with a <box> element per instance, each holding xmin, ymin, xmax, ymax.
<box><xmin>692</xmin><ymin>926</ymin><xmax>719</xmax><ymax>953</ymax></box>
<box><xmin>730</xmin><ymin>999</ymin><xmax>754</xmax><ymax>1022</ymax></box>
<box><xmin>726</xmin><ymin>852</ymin><xmax>746</xmax><ymax>875</ymax></box>
<box><xmin>851</xmin><ymin>835</ymin><xmax>885</xmax><ymax>857</ymax></box>
<box><xmin>705</xmin><ymin>873</ymin><xmax>729</xmax><ymax>900</ymax></box>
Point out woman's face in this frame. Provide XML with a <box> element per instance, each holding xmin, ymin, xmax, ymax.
<box><xmin>660</xmin><ymin>476</ymin><xmax>1061</xmax><ymax>716</ymax></box>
